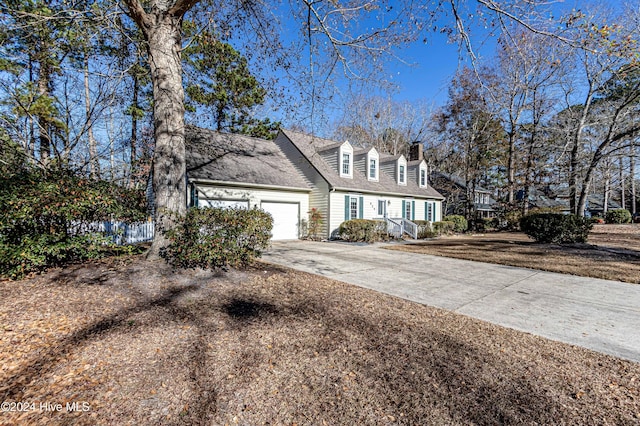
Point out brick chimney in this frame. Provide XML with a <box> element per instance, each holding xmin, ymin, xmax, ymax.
<box><xmin>409</xmin><ymin>141</ymin><xmax>424</xmax><ymax>162</ymax></box>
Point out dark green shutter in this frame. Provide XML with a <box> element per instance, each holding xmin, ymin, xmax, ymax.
<box><xmin>433</xmin><ymin>202</ymin><xmax>437</xmax><ymax>221</ymax></box>
<box><xmin>411</xmin><ymin>201</ymin><xmax>415</xmax><ymax>220</ymax></box>
<box><xmin>344</xmin><ymin>195</ymin><xmax>350</xmax><ymax>220</ymax></box>
<box><xmin>401</xmin><ymin>200</ymin><xmax>406</xmax><ymax>219</ymax></box>
<box><xmin>424</xmin><ymin>202</ymin><xmax>428</xmax><ymax>220</ymax></box>
<box><xmin>359</xmin><ymin>196</ymin><xmax>364</xmax><ymax>219</ymax></box>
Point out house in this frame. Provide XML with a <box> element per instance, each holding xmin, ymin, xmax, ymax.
<box><xmin>518</xmin><ymin>185</ymin><xmax>622</xmax><ymax>217</ymax></box>
<box><xmin>430</xmin><ymin>172</ymin><xmax>497</xmax><ymax>219</ymax></box>
<box><xmin>185</xmin><ymin>126</ymin><xmax>444</xmax><ymax>240</ymax></box>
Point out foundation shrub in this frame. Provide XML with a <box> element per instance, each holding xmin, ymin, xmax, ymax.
<box><xmin>338</xmin><ymin>219</ymin><xmax>388</xmax><ymax>243</ymax></box>
<box><xmin>161</xmin><ymin>207</ymin><xmax>273</xmax><ymax>270</ymax></box>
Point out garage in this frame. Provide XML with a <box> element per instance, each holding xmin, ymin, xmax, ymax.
<box><xmin>260</xmin><ymin>202</ymin><xmax>300</xmax><ymax>240</ymax></box>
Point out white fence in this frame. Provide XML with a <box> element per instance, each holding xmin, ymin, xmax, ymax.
<box><xmin>70</xmin><ymin>221</ymin><xmax>155</xmax><ymax>245</ymax></box>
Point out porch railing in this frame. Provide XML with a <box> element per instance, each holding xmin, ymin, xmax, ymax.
<box><xmin>385</xmin><ymin>217</ymin><xmax>418</xmax><ymax>239</ymax></box>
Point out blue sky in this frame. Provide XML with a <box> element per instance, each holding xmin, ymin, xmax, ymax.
<box><xmin>360</xmin><ymin>0</ymin><xmax>624</xmax><ymax>107</ymax></box>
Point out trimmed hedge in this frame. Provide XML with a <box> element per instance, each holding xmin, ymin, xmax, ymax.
<box><xmin>520</xmin><ymin>213</ymin><xmax>592</xmax><ymax>244</ymax></box>
<box><xmin>443</xmin><ymin>215</ymin><xmax>468</xmax><ymax>233</ymax></box>
<box><xmin>161</xmin><ymin>207</ymin><xmax>273</xmax><ymax>270</ymax></box>
<box><xmin>338</xmin><ymin>219</ymin><xmax>388</xmax><ymax>243</ymax></box>
<box><xmin>433</xmin><ymin>221</ymin><xmax>455</xmax><ymax>236</ymax></box>
<box><xmin>606</xmin><ymin>209</ymin><xmax>632</xmax><ymax>224</ymax></box>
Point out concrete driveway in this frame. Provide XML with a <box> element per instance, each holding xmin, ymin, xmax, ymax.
<box><xmin>262</xmin><ymin>240</ymin><xmax>640</xmax><ymax>363</ymax></box>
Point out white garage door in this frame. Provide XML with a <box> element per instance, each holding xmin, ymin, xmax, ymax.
<box><xmin>200</xmin><ymin>199</ymin><xmax>249</xmax><ymax>209</ymax></box>
<box><xmin>261</xmin><ymin>202</ymin><xmax>299</xmax><ymax>240</ymax></box>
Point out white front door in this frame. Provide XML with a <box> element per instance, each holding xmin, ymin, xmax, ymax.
<box><xmin>260</xmin><ymin>202</ymin><xmax>299</xmax><ymax>240</ymax></box>
<box><xmin>377</xmin><ymin>199</ymin><xmax>387</xmax><ymax>218</ymax></box>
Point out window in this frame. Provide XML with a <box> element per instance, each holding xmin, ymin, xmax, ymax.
<box><xmin>426</xmin><ymin>202</ymin><xmax>435</xmax><ymax>221</ymax></box>
<box><xmin>350</xmin><ymin>197</ymin><xmax>359</xmax><ymax>220</ymax></box>
<box><xmin>342</xmin><ymin>153</ymin><xmax>351</xmax><ymax>175</ymax></box>
<box><xmin>369</xmin><ymin>158</ymin><xmax>377</xmax><ymax>179</ymax></box>
<box><xmin>420</xmin><ymin>169</ymin><xmax>426</xmax><ymax>187</ymax></box>
<box><xmin>377</xmin><ymin>200</ymin><xmax>386</xmax><ymax>217</ymax></box>
<box><xmin>405</xmin><ymin>200</ymin><xmax>412</xmax><ymax>219</ymax></box>
<box><xmin>399</xmin><ymin>165</ymin><xmax>405</xmax><ymax>184</ymax></box>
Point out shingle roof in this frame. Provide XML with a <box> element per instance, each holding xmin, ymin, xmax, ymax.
<box><xmin>431</xmin><ymin>171</ymin><xmax>493</xmax><ymax>194</ymax></box>
<box><xmin>280</xmin><ymin>129</ymin><xmax>444</xmax><ymax>199</ymax></box>
<box><xmin>186</xmin><ymin>126</ymin><xmax>311</xmax><ymax>191</ymax></box>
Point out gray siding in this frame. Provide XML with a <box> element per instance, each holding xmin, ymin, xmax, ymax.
<box><xmin>380</xmin><ymin>161</ymin><xmax>396</xmax><ymax>182</ymax></box>
<box><xmin>320</xmin><ymin>149</ymin><xmax>339</xmax><ymax>172</ymax></box>
<box><xmin>275</xmin><ymin>134</ymin><xmax>331</xmax><ymax>238</ymax></box>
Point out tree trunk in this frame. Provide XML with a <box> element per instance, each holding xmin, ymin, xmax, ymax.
<box><xmin>619</xmin><ymin>156</ymin><xmax>625</xmax><ymax>210</ymax></box>
<box><xmin>603</xmin><ymin>162</ymin><xmax>610</xmax><ymax>216</ymax></box>
<box><xmin>632</xmin><ymin>142</ymin><xmax>637</xmax><ymax>215</ymax></box>
<box><xmin>129</xmin><ymin>72</ymin><xmax>139</xmax><ymax>187</ymax></box>
<box><xmin>146</xmin><ymin>15</ymin><xmax>187</xmax><ymax>257</ymax></box>
<box><xmin>507</xmin><ymin>130</ymin><xmax>516</xmax><ymax>204</ymax></box>
<box><xmin>569</xmin><ymin>88</ymin><xmax>595</xmax><ymax>215</ymax></box>
<box><xmin>38</xmin><ymin>63</ymin><xmax>52</xmax><ymax>165</ymax></box>
<box><xmin>84</xmin><ymin>55</ymin><xmax>100</xmax><ymax>179</ymax></box>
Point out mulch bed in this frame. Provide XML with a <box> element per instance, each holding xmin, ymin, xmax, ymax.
<box><xmin>1</xmin><ymin>255</ymin><xmax>639</xmax><ymax>425</ymax></box>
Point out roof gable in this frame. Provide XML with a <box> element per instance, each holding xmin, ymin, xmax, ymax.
<box><xmin>186</xmin><ymin>126</ymin><xmax>311</xmax><ymax>190</ymax></box>
<box><xmin>280</xmin><ymin>128</ymin><xmax>443</xmax><ymax>199</ymax></box>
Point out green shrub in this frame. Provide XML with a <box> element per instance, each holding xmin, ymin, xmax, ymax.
<box><xmin>443</xmin><ymin>215</ymin><xmax>468</xmax><ymax>233</ymax></box>
<box><xmin>432</xmin><ymin>221</ymin><xmax>455</xmax><ymax>236</ymax></box>
<box><xmin>0</xmin><ymin>168</ymin><xmax>147</xmax><ymax>279</ymax></box>
<box><xmin>338</xmin><ymin>219</ymin><xmax>387</xmax><ymax>243</ymax></box>
<box><xmin>502</xmin><ymin>210</ymin><xmax>522</xmax><ymax>231</ymax></box>
<box><xmin>520</xmin><ymin>213</ymin><xmax>593</xmax><ymax>244</ymax></box>
<box><xmin>161</xmin><ymin>207</ymin><xmax>273</xmax><ymax>270</ymax></box>
<box><xmin>413</xmin><ymin>220</ymin><xmax>435</xmax><ymax>238</ymax></box>
<box><xmin>605</xmin><ymin>209</ymin><xmax>632</xmax><ymax>224</ymax></box>
<box><xmin>474</xmin><ymin>217</ymin><xmax>499</xmax><ymax>232</ymax></box>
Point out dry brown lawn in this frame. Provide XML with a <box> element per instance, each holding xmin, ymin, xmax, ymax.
<box><xmin>1</xmin><ymin>255</ymin><xmax>640</xmax><ymax>425</ymax></box>
<box><xmin>388</xmin><ymin>224</ymin><xmax>640</xmax><ymax>284</ymax></box>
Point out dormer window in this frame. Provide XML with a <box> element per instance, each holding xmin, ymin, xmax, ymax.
<box><xmin>397</xmin><ymin>156</ymin><xmax>407</xmax><ymax>185</ymax></box>
<box><xmin>367</xmin><ymin>148</ymin><xmax>379</xmax><ymax>181</ymax></box>
<box><xmin>342</xmin><ymin>153</ymin><xmax>351</xmax><ymax>175</ymax></box>
<box><xmin>419</xmin><ymin>162</ymin><xmax>428</xmax><ymax>188</ymax></box>
<box><xmin>339</xmin><ymin>141</ymin><xmax>353</xmax><ymax>178</ymax></box>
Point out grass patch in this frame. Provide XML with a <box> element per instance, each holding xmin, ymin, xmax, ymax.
<box><xmin>388</xmin><ymin>224</ymin><xmax>640</xmax><ymax>284</ymax></box>
<box><xmin>0</xmin><ymin>255</ymin><xmax>639</xmax><ymax>424</ymax></box>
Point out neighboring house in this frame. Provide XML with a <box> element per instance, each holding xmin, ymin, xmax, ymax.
<box><xmin>430</xmin><ymin>172</ymin><xmax>497</xmax><ymax>219</ymax></box>
<box><xmin>184</xmin><ymin>126</ymin><xmax>444</xmax><ymax>240</ymax></box>
<box><xmin>518</xmin><ymin>186</ymin><xmax>621</xmax><ymax>217</ymax></box>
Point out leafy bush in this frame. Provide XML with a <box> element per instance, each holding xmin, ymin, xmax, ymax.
<box><xmin>338</xmin><ymin>219</ymin><xmax>388</xmax><ymax>243</ymax></box>
<box><xmin>0</xmin><ymin>168</ymin><xmax>147</xmax><ymax>279</ymax></box>
<box><xmin>443</xmin><ymin>215</ymin><xmax>468</xmax><ymax>233</ymax></box>
<box><xmin>502</xmin><ymin>210</ymin><xmax>522</xmax><ymax>231</ymax></box>
<box><xmin>432</xmin><ymin>221</ymin><xmax>455</xmax><ymax>236</ymax></box>
<box><xmin>605</xmin><ymin>209</ymin><xmax>632</xmax><ymax>224</ymax></box>
<box><xmin>413</xmin><ymin>220</ymin><xmax>434</xmax><ymax>239</ymax></box>
<box><xmin>474</xmin><ymin>217</ymin><xmax>499</xmax><ymax>232</ymax></box>
<box><xmin>160</xmin><ymin>207</ymin><xmax>273</xmax><ymax>270</ymax></box>
<box><xmin>520</xmin><ymin>213</ymin><xmax>593</xmax><ymax>244</ymax></box>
